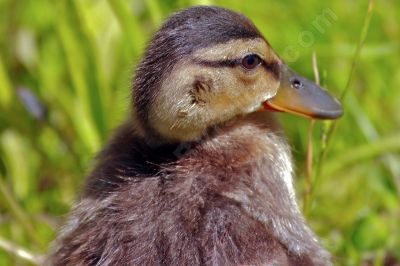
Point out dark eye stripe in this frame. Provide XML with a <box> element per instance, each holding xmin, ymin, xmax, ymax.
<box><xmin>193</xmin><ymin>58</ymin><xmax>240</xmax><ymax>68</ymax></box>
<box><xmin>193</xmin><ymin>58</ymin><xmax>280</xmax><ymax>80</ymax></box>
<box><xmin>261</xmin><ymin>60</ymin><xmax>280</xmax><ymax>80</ymax></box>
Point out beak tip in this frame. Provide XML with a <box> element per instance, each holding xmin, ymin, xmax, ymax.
<box><xmin>326</xmin><ymin>98</ymin><xmax>344</xmax><ymax>119</ymax></box>
<box><xmin>316</xmin><ymin>108</ymin><xmax>344</xmax><ymax>119</ymax></box>
<box><xmin>311</xmin><ymin>97</ymin><xmax>344</xmax><ymax>119</ymax></box>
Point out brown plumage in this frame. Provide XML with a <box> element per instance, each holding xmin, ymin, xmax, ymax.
<box><xmin>47</xmin><ymin>6</ymin><xmax>342</xmax><ymax>266</ymax></box>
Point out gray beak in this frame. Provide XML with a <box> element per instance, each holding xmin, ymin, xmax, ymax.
<box><xmin>263</xmin><ymin>64</ymin><xmax>343</xmax><ymax>119</ymax></box>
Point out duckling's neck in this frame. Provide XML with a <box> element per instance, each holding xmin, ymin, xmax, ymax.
<box><xmin>187</xmin><ymin>113</ymin><xmax>329</xmax><ymax>261</ymax></box>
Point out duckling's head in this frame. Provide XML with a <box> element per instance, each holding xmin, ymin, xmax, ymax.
<box><xmin>133</xmin><ymin>6</ymin><xmax>342</xmax><ymax>143</ymax></box>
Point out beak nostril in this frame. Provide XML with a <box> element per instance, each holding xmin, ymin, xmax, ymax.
<box><xmin>292</xmin><ymin>79</ymin><xmax>303</xmax><ymax>89</ymax></box>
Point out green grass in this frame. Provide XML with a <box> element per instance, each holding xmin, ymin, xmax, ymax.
<box><xmin>0</xmin><ymin>0</ymin><xmax>399</xmax><ymax>265</ymax></box>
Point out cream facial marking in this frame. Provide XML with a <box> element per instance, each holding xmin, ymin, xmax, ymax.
<box><xmin>150</xmin><ymin>70</ymin><xmax>272</xmax><ymax>140</ymax></box>
<box><xmin>147</xmin><ymin>38</ymin><xmax>283</xmax><ymax>142</ymax></box>
<box><xmin>192</xmin><ymin>38</ymin><xmax>268</xmax><ymax>61</ymax></box>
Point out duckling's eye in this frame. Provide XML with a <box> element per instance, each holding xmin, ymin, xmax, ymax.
<box><xmin>241</xmin><ymin>54</ymin><xmax>262</xmax><ymax>70</ymax></box>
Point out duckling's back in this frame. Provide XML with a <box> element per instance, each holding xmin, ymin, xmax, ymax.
<box><xmin>47</xmin><ymin>119</ymin><xmax>329</xmax><ymax>266</ymax></box>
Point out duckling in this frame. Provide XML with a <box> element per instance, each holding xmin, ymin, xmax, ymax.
<box><xmin>47</xmin><ymin>6</ymin><xmax>342</xmax><ymax>266</ymax></box>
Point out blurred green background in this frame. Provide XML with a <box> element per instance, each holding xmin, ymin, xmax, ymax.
<box><xmin>0</xmin><ymin>0</ymin><xmax>399</xmax><ymax>265</ymax></box>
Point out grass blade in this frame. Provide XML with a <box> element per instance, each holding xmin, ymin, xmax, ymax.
<box><xmin>0</xmin><ymin>176</ymin><xmax>42</xmax><ymax>247</ymax></box>
<box><xmin>322</xmin><ymin>133</ymin><xmax>400</xmax><ymax>177</ymax></box>
<box><xmin>306</xmin><ymin>0</ymin><xmax>375</xmax><ymax>212</ymax></box>
<box><xmin>0</xmin><ymin>55</ymin><xmax>12</xmax><ymax>108</ymax></box>
<box><xmin>0</xmin><ymin>237</ymin><xmax>42</xmax><ymax>265</ymax></box>
<box><xmin>107</xmin><ymin>0</ymin><xmax>144</xmax><ymax>58</ymax></box>
<box><xmin>303</xmin><ymin>52</ymin><xmax>319</xmax><ymax>214</ymax></box>
<box><xmin>146</xmin><ymin>0</ymin><xmax>163</xmax><ymax>27</ymax></box>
